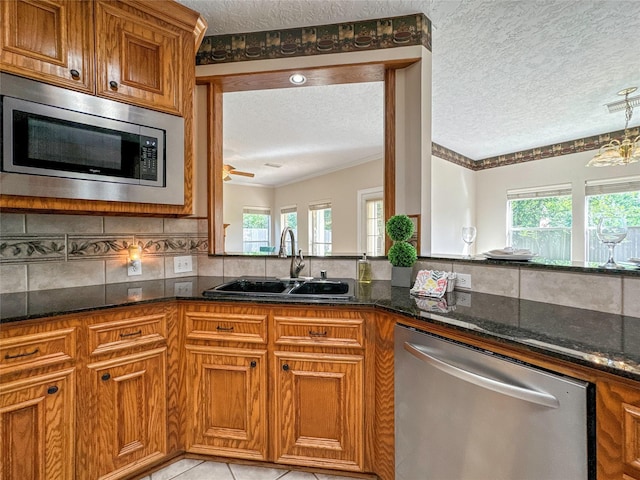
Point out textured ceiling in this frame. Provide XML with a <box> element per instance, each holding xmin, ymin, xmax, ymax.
<box><xmin>179</xmin><ymin>0</ymin><xmax>640</xmax><ymax>184</ymax></box>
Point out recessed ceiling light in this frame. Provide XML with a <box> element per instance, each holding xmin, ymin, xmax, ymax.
<box><xmin>289</xmin><ymin>73</ymin><xmax>307</xmax><ymax>85</ymax></box>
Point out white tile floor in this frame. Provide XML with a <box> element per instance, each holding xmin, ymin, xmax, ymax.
<box><xmin>140</xmin><ymin>459</ymin><xmax>357</xmax><ymax>480</ymax></box>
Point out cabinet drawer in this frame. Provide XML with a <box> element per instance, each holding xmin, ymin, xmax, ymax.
<box><xmin>186</xmin><ymin>312</ymin><xmax>267</xmax><ymax>344</ymax></box>
<box><xmin>274</xmin><ymin>316</ymin><xmax>364</xmax><ymax>349</ymax></box>
<box><xmin>88</xmin><ymin>314</ymin><xmax>167</xmax><ymax>356</ymax></box>
<box><xmin>0</xmin><ymin>328</ymin><xmax>76</xmax><ymax>375</ymax></box>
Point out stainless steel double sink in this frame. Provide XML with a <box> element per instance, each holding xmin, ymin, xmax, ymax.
<box><xmin>203</xmin><ymin>277</ymin><xmax>355</xmax><ymax>300</ymax></box>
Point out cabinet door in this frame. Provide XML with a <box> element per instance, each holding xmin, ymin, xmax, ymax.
<box><xmin>86</xmin><ymin>348</ymin><xmax>167</xmax><ymax>480</ymax></box>
<box><xmin>598</xmin><ymin>379</ymin><xmax>640</xmax><ymax>480</ymax></box>
<box><xmin>0</xmin><ymin>0</ymin><xmax>94</xmax><ymax>92</ymax></box>
<box><xmin>273</xmin><ymin>352</ymin><xmax>364</xmax><ymax>471</ymax></box>
<box><xmin>94</xmin><ymin>1</ymin><xmax>183</xmax><ymax>114</ymax></box>
<box><xmin>186</xmin><ymin>346</ymin><xmax>268</xmax><ymax>460</ymax></box>
<box><xmin>0</xmin><ymin>368</ymin><xmax>75</xmax><ymax>480</ymax></box>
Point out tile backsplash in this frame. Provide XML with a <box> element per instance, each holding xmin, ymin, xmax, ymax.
<box><xmin>1</xmin><ymin>212</ymin><xmax>637</xmax><ymax>317</ymax></box>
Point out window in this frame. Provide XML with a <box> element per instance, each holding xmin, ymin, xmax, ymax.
<box><xmin>507</xmin><ymin>185</ymin><xmax>572</xmax><ymax>261</ymax></box>
<box><xmin>280</xmin><ymin>206</ymin><xmax>297</xmax><ymax>252</ymax></box>
<box><xmin>586</xmin><ymin>178</ymin><xmax>640</xmax><ymax>263</ymax></box>
<box><xmin>309</xmin><ymin>202</ymin><xmax>332</xmax><ymax>256</ymax></box>
<box><xmin>242</xmin><ymin>207</ymin><xmax>271</xmax><ymax>254</ymax></box>
<box><xmin>358</xmin><ymin>187</ymin><xmax>384</xmax><ymax>256</ymax></box>
<box><xmin>365</xmin><ymin>198</ymin><xmax>384</xmax><ymax>256</ymax></box>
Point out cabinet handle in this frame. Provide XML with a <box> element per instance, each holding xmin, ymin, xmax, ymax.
<box><xmin>216</xmin><ymin>325</ymin><xmax>234</xmax><ymax>331</ymax></box>
<box><xmin>109</xmin><ymin>80</ymin><xmax>118</xmax><ymax>89</ymax></box>
<box><xmin>70</xmin><ymin>69</ymin><xmax>80</xmax><ymax>79</ymax></box>
<box><xmin>119</xmin><ymin>329</ymin><xmax>142</xmax><ymax>338</ymax></box>
<box><xmin>47</xmin><ymin>386</ymin><xmax>59</xmax><ymax>395</ymax></box>
<box><xmin>282</xmin><ymin>364</ymin><xmax>289</xmax><ymax>371</ymax></box>
<box><xmin>250</xmin><ymin>360</ymin><xmax>257</xmax><ymax>368</ymax></box>
<box><xmin>101</xmin><ymin>373</ymin><xmax>111</xmax><ymax>381</ymax></box>
<box><xmin>4</xmin><ymin>348</ymin><xmax>39</xmax><ymax>359</ymax></box>
<box><xmin>308</xmin><ymin>330</ymin><xmax>328</xmax><ymax>337</ymax></box>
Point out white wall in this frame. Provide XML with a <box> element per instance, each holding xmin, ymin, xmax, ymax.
<box><xmin>431</xmin><ymin>156</ymin><xmax>476</xmax><ymax>255</ymax></box>
<box><xmin>223</xmin><ymin>184</ymin><xmax>275</xmax><ymax>252</ymax></box>
<box><xmin>274</xmin><ymin>159</ymin><xmax>383</xmax><ymax>255</ymax></box>
<box><xmin>475</xmin><ymin>150</ymin><xmax>640</xmax><ymax>257</ymax></box>
<box><xmin>223</xmin><ymin>159</ymin><xmax>382</xmax><ymax>255</ymax></box>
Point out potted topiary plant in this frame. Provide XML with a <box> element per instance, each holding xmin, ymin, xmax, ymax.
<box><xmin>386</xmin><ymin>214</ymin><xmax>418</xmax><ymax>287</ymax></box>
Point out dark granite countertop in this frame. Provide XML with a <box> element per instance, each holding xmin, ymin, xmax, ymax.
<box><xmin>2</xmin><ymin>276</ymin><xmax>639</xmax><ymax>382</ymax></box>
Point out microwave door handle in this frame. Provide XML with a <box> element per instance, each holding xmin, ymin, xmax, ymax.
<box><xmin>403</xmin><ymin>342</ymin><xmax>559</xmax><ymax>409</ymax></box>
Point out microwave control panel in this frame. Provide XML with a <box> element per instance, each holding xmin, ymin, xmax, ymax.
<box><xmin>140</xmin><ymin>136</ymin><xmax>159</xmax><ymax>181</ymax></box>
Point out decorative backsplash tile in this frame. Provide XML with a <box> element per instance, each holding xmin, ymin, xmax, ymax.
<box><xmin>67</xmin><ymin>236</ymin><xmax>130</xmax><ymax>259</ymax></box>
<box><xmin>0</xmin><ymin>236</ymin><xmax>66</xmax><ymax>263</ymax></box>
<box><xmin>1</xmin><ymin>213</ymin><xmax>208</xmax><ymax>265</ymax></box>
<box><xmin>196</xmin><ymin>13</ymin><xmax>432</xmax><ymax>65</ymax></box>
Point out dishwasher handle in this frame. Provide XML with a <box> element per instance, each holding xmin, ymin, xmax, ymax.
<box><xmin>404</xmin><ymin>342</ymin><xmax>560</xmax><ymax>409</ymax></box>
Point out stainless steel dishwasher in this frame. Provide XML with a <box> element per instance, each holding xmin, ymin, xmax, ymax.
<box><xmin>395</xmin><ymin>324</ymin><xmax>595</xmax><ymax>480</ymax></box>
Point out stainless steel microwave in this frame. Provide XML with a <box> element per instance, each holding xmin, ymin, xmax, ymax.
<box><xmin>1</xmin><ymin>73</ymin><xmax>184</xmax><ymax>205</ymax></box>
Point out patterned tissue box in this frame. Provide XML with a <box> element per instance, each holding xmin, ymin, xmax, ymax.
<box><xmin>410</xmin><ymin>270</ymin><xmax>457</xmax><ymax>298</ymax></box>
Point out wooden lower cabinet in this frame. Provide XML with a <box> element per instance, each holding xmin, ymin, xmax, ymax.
<box><xmin>0</xmin><ymin>368</ymin><xmax>75</xmax><ymax>480</ymax></box>
<box><xmin>272</xmin><ymin>351</ymin><xmax>364</xmax><ymax>471</ymax></box>
<box><xmin>185</xmin><ymin>346</ymin><xmax>267</xmax><ymax>460</ymax></box>
<box><xmin>598</xmin><ymin>378</ymin><xmax>640</xmax><ymax>480</ymax></box>
<box><xmin>85</xmin><ymin>347</ymin><xmax>167</xmax><ymax>480</ymax></box>
<box><xmin>182</xmin><ymin>303</ymin><xmax>370</xmax><ymax>473</ymax></box>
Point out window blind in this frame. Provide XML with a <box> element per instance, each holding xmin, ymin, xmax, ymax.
<box><xmin>309</xmin><ymin>202</ymin><xmax>331</xmax><ymax>211</ymax></box>
<box><xmin>585</xmin><ymin>176</ymin><xmax>640</xmax><ymax>196</ymax></box>
<box><xmin>507</xmin><ymin>184</ymin><xmax>572</xmax><ymax>200</ymax></box>
<box><xmin>243</xmin><ymin>207</ymin><xmax>270</xmax><ymax>215</ymax></box>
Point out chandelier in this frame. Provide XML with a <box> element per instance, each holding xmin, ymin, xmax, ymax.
<box><xmin>587</xmin><ymin>87</ymin><xmax>640</xmax><ymax>167</ymax></box>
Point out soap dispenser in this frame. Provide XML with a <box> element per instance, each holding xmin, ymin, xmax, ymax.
<box><xmin>357</xmin><ymin>253</ymin><xmax>372</xmax><ymax>283</ymax></box>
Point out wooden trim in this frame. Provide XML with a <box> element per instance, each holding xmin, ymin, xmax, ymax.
<box><xmin>207</xmin><ymin>82</ymin><xmax>225</xmax><ymax>254</ymax></box>
<box><xmin>384</xmin><ymin>68</ymin><xmax>396</xmax><ymax>254</ymax></box>
<box><xmin>196</xmin><ymin>59</ymin><xmax>417</xmax><ymax>91</ymax></box>
<box><xmin>204</xmin><ymin>60</ymin><xmax>413</xmax><ymax>255</ymax></box>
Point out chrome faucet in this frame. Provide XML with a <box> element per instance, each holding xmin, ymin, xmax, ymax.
<box><xmin>279</xmin><ymin>227</ymin><xmax>305</xmax><ymax>278</ymax></box>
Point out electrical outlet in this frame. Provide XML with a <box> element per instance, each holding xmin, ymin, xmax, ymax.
<box><xmin>127</xmin><ymin>287</ymin><xmax>143</xmax><ymax>301</ymax></box>
<box><xmin>455</xmin><ymin>291</ymin><xmax>472</xmax><ymax>307</ymax></box>
<box><xmin>127</xmin><ymin>259</ymin><xmax>142</xmax><ymax>276</ymax></box>
<box><xmin>174</xmin><ymin>255</ymin><xmax>193</xmax><ymax>273</ymax></box>
<box><xmin>174</xmin><ymin>281</ymin><xmax>193</xmax><ymax>297</ymax></box>
<box><xmin>455</xmin><ymin>273</ymin><xmax>472</xmax><ymax>290</ymax></box>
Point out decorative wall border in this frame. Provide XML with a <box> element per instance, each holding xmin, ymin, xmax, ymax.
<box><xmin>196</xmin><ymin>13</ymin><xmax>431</xmax><ymax>65</ymax></box>
<box><xmin>431</xmin><ymin>143</ymin><xmax>475</xmax><ymax>169</ymax></box>
<box><xmin>433</xmin><ymin>127</ymin><xmax>639</xmax><ymax>171</ymax></box>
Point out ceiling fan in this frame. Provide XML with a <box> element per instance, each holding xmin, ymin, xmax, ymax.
<box><xmin>222</xmin><ymin>164</ymin><xmax>255</xmax><ymax>181</ymax></box>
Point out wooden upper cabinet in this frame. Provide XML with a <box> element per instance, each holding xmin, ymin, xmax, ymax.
<box><xmin>0</xmin><ymin>0</ymin><xmax>95</xmax><ymax>93</ymax></box>
<box><xmin>1</xmin><ymin>0</ymin><xmax>205</xmax><ymax>115</ymax></box>
<box><xmin>94</xmin><ymin>1</ymin><xmax>183</xmax><ymax>114</ymax></box>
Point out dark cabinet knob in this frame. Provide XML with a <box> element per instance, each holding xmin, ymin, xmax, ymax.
<box><xmin>70</xmin><ymin>69</ymin><xmax>80</xmax><ymax>79</ymax></box>
<box><xmin>109</xmin><ymin>80</ymin><xmax>118</xmax><ymax>89</ymax></box>
<box><xmin>47</xmin><ymin>386</ymin><xmax>59</xmax><ymax>395</ymax></box>
<box><xmin>101</xmin><ymin>373</ymin><xmax>111</xmax><ymax>381</ymax></box>
<box><xmin>282</xmin><ymin>364</ymin><xmax>289</xmax><ymax>371</ymax></box>
<box><xmin>250</xmin><ymin>360</ymin><xmax>257</xmax><ymax>368</ymax></box>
